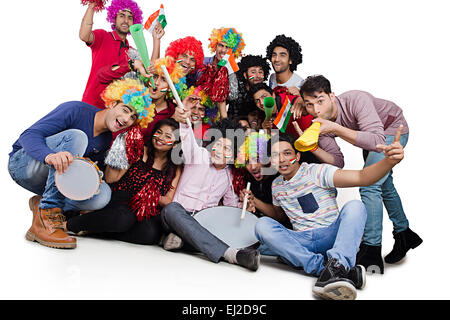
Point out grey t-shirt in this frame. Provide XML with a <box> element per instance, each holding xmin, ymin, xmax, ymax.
<box><xmin>269</xmin><ymin>72</ymin><xmax>304</xmax><ymax>89</ymax></box>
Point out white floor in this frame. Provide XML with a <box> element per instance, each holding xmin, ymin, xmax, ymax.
<box><xmin>0</xmin><ymin>187</ymin><xmax>437</xmax><ymax>300</ymax></box>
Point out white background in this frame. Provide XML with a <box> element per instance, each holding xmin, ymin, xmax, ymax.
<box><xmin>0</xmin><ymin>0</ymin><xmax>449</xmax><ymax>300</ymax></box>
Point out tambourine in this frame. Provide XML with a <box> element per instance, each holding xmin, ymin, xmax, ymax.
<box><xmin>55</xmin><ymin>157</ymin><xmax>103</xmax><ymax>201</ymax></box>
<box><xmin>193</xmin><ymin>206</ymin><xmax>259</xmax><ymax>249</ymax></box>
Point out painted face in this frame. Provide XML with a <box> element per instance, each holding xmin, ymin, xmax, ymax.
<box><xmin>189</xmin><ymin>103</ymin><xmax>206</xmax><ymax>124</ymax></box>
<box><xmin>271</xmin><ymin>141</ymin><xmax>300</xmax><ymax>180</ymax></box>
<box><xmin>211</xmin><ymin>137</ymin><xmax>233</xmax><ymax>167</ymax></box>
<box><xmin>152</xmin><ymin>124</ymin><xmax>176</xmax><ymax>151</ymax></box>
<box><xmin>271</xmin><ymin>46</ymin><xmax>291</xmax><ymax>74</ymax></box>
<box><xmin>150</xmin><ymin>74</ymin><xmax>169</xmax><ymax>100</ymax></box>
<box><xmin>245</xmin><ymin>66</ymin><xmax>265</xmax><ymax>85</ymax></box>
<box><xmin>106</xmin><ymin>102</ymin><xmax>138</xmax><ymax>132</ymax></box>
<box><xmin>114</xmin><ymin>10</ymin><xmax>134</xmax><ymax>34</ymax></box>
<box><xmin>215</xmin><ymin>41</ymin><xmax>230</xmax><ymax>61</ymax></box>
<box><xmin>253</xmin><ymin>89</ymin><xmax>275</xmax><ymax>113</ymax></box>
<box><xmin>176</xmin><ymin>52</ymin><xmax>196</xmax><ymax>76</ymax></box>
<box><xmin>303</xmin><ymin>91</ymin><xmax>336</xmax><ymax>120</ymax></box>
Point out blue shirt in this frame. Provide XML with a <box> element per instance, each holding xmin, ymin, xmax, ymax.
<box><xmin>10</xmin><ymin>101</ymin><xmax>112</xmax><ymax>163</ymax></box>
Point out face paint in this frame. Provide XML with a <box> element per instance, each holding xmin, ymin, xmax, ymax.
<box><xmin>160</xmin><ymin>88</ymin><xmax>168</xmax><ymax>93</ymax></box>
<box><xmin>166</xmin><ymin>141</ymin><xmax>175</xmax><ymax>146</ymax></box>
<box><xmin>176</xmin><ymin>59</ymin><xmax>183</xmax><ymax>64</ymax></box>
<box><xmin>211</xmin><ymin>148</ymin><xmax>216</xmax><ymax>152</ymax></box>
<box><xmin>153</xmin><ymin>133</ymin><xmax>160</xmax><ymax>138</ymax></box>
<box><xmin>289</xmin><ymin>158</ymin><xmax>297</xmax><ymax>164</ymax></box>
<box><xmin>248</xmin><ymin>76</ymin><xmax>255</xmax><ymax>81</ymax></box>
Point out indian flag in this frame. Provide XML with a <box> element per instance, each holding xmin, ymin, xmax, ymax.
<box><xmin>144</xmin><ymin>4</ymin><xmax>167</xmax><ymax>32</ymax></box>
<box><xmin>273</xmin><ymin>97</ymin><xmax>292</xmax><ymax>133</ymax></box>
<box><xmin>218</xmin><ymin>49</ymin><xmax>239</xmax><ymax>75</ymax></box>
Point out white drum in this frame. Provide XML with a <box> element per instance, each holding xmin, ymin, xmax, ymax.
<box><xmin>55</xmin><ymin>157</ymin><xmax>103</xmax><ymax>201</ymax></box>
<box><xmin>193</xmin><ymin>206</ymin><xmax>259</xmax><ymax>249</ymax></box>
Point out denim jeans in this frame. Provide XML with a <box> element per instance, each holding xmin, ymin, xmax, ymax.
<box><xmin>255</xmin><ymin>200</ymin><xmax>367</xmax><ymax>276</ymax></box>
<box><xmin>8</xmin><ymin>129</ymin><xmax>111</xmax><ymax>211</ymax></box>
<box><xmin>359</xmin><ymin>133</ymin><xmax>409</xmax><ymax>246</ymax></box>
<box><xmin>160</xmin><ymin>202</ymin><xmax>229</xmax><ymax>263</ymax></box>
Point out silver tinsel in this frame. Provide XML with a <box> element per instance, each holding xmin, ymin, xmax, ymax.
<box><xmin>104</xmin><ymin>132</ymin><xmax>129</xmax><ymax>170</ymax></box>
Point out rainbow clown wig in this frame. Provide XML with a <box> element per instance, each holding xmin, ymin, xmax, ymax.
<box><xmin>101</xmin><ymin>78</ymin><xmax>155</xmax><ymax>129</ymax></box>
<box><xmin>153</xmin><ymin>56</ymin><xmax>185</xmax><ymax>85</ymax></box>
<box><xmin>235</xmin><ymin>132</ymin><xmax>271</xmax><ymax>168</ymax></box>
<box><xmin>208</xmin><ymin>27</ymin><xmax>246</xmax><ymax>59</ymax></box>
<box><xmin>165</xmin><ymin>36</ymin><xmax>205</xmax><ymax>72</ymax></box>
<box><xmin>106</xmin><ymin>0</ymin><xmax>143</xmax><ymax>30</ymax></box>
<box><xmin>179</xmin><ymin>86</ymin><xmax>219</xmax><ymax>125</ymax></box>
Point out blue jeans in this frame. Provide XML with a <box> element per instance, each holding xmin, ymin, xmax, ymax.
<box><xmin>255</xmin><ymin>200</ymin><xmax>367</xmax><ymax>276</ymax></box>
<box><xmin>359</xmin><ymin>133</ymin><xmax>409</xmax><ymax>246</ymax></box>
<box><xmin>8</xmin><ymin>129</ymin><xmax>111</xmax><ymax>211</ymax></box>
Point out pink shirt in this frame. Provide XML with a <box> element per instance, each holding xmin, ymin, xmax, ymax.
<box><xmin>172</xmin><ymin>123</ymin><xmax>241</xmax><ymax>212</ymax></box>
<box><xmin>335</xmin><ymin>90</ymin><xmax>409</xmax><ymax>152</ymax></box>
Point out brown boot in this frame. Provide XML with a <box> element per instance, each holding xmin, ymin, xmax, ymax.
<box><xmin>26</xmin><ymin>196</ymin><xmax>76</xmax><ymax>249</ymax></box>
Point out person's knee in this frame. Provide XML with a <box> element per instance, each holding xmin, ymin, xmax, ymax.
<box><xmin>255</xmin><ymin>217</ymin><xmax>278</xmax><ymax>242</ymax></box>
<box><xmin>342</xmin><ymin>200</ymin><xmax>367</xmax><ymax>223</ymax></box>
<box><xmin>88</xmin><ymin>183</ymin><xmax>111</xmax><ymax>211</ymax></box>
<box><xmin>62</xmin><ymin>129</ymin><xmax>89</xmax><ymax>156</ymax></box>
<box><xmin>161</xmin><ymin>202</ymin><xmax>184</xmax><ymax>222</ymax></box>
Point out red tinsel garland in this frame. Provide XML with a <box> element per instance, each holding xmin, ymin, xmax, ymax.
<box><xmin>129</xmin><ymin>178</ymin><xmax>161</xmax><ymax>221</ymax></box>
<box><xmin>231</xmin><ymin>167</ymin><xmax>246</xmax><ymax>196</ymax></box>
<box><xmin>196</xmin><ymin>65</ymin><xmax>230</xmax><ymax>102</ymax></box>
<box><xmin>81</xmin><ymin>0</ymin><xmax>109</xmax><ymax>12</ymax></box>
<box><xmin>125</xmin><ymin>125</ymin><xmax>144</xmax><ymax>165</ymax></box>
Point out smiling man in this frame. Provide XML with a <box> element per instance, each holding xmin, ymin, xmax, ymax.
<box><xmin>253</xmin><ymin>129</ymin><xmax>405</xmax><ymax>299</ymax></box>
<box><xmin>266</xmin><ymin>34</ymin><xmax>304</xmax><ymax>96</ymax></box>
<box><xmin>79</xmin><ymin>0</ymin><xmax>164</xmax><ymax>109</ymax></box>
<box><xmin>8</xmin><ymin>78</ymin><xmax>153</xmax><ymax>250</ymax></box>
<box><xmin>297</xmin><ymin>74</ymin><xmax>422</xmax><ymax>274</ymax></box>
<box><xmin>227</xmin><ymin>55</ymin><xmax>271</xmax><ymax>119</ymax></box>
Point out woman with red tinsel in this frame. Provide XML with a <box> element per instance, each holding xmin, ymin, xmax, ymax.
<box><xmin>64</xmin><ymin>118</ymin><xmax>181</xmax><ymax>245</ymax></box>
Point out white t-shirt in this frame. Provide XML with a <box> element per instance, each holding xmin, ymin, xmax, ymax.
<box><xmin>269</xmin><ymin>72</ymin><xmax>304</xmax><ymax>90</ymax></box>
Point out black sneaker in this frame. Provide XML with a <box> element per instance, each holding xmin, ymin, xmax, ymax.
<box><xmin>384</xmin><ymin>228</ymin><xmax>423</xmax><ymax>264</ymax></box>
<box><xmin>236</xmin><ymin>248</ymin><xmax>260</xmax><ymax>271</ymax></box>
<box><xmin>312</xmin><ymin>258</ymin><xmax>357</xmax><ymax>300</ymax></box>
<box><xmin>356</xmin><ymin>243</ymin><xmax>384</xmax><ymax>274</ymax></box>
<box><xmin>348</xmin><ymin>265</ymin><xmax>366</xmax><ymax>289</ymax></box>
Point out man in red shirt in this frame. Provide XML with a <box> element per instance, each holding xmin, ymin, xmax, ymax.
<box><xmin>79</xmin><ymin>0</ymin><xmax>164</xmax><ymax>109</ymax></box>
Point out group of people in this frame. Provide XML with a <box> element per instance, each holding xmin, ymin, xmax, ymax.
<box><xmin>8</xmin><ymin>0</ymin><xmax>422</xmax><ymax>300</ymax></box>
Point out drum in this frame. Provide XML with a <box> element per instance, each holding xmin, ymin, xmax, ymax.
<box><xmin>193</xmin><ymin>206</ymin><xmax>259</xmax><ymax>249</ymax></box>
<box><xmin>55</xmin><ymin>157</ymin><xmax>103</xmax><ymax>201</ymax></box>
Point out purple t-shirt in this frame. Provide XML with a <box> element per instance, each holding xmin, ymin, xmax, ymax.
<box><xmin>334</xmin><ymin>90</ymin><xmax>409</xmax><ymax>152</ymax></box>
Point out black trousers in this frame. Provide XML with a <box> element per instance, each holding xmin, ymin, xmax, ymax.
<box><xmin>66</xmin><ymin>192</ymin><xmax>163</xmax><ymax>245</ymax></box>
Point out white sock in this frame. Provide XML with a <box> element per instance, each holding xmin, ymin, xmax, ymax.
<box><xmin>223</xmin><ymin>247</ymin><xmax>238</xmax><ymax>264</ymax></box>
<box><xmin>163</xmin><ymin>233</ymin><xmax>183</xmax><ymax>251</ymax></box>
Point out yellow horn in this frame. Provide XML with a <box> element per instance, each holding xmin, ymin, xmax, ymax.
<box><xmin>294</xmin><ymin>122</ymin><xmax>321</xmax><ymax>152</ymax></box>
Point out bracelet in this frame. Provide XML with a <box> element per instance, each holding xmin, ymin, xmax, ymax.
<box><xmin>310</xmin><ymin>144</ymin><xmax>319</xmax><ymax>152</ymax></box>
<box><xmin>128</xmin><ymin>59</ymin><xmax>136</xmax><ymax>72</ymax></box>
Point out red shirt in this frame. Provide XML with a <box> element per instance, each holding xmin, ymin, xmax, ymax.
<box><xmin>272</xmin><ymin>92</ymin><xmax>314</xmax><ymax>137</ymax></box>
<box><xmin>82</xmin><ymin>29</ymin><xmax>131</xmax><ymax>109</ymax></box>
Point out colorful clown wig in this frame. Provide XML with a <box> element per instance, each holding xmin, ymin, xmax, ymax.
<box><xmin>165</xmin><ymin>36</ymin><xmax>205</xmax><ymax>71</ymax></box>
<box><xmin>235</xmin><ymin>131</ymin><xmax>271</xmax><ymax>168</ymax></box>
<box><xmin>208</xmin><ymin>27</ymin><xmax>246</xmax><ymax>59</ymax></box>
<box><xmin>179</xmin><ymin>86</ymin><xmax>219</xmax><ymax>125</ymax></box>
<box><xmin>153</xmin><ymin>56</ymin><xmax>185</xmax><ymax>84</ymax></box>
<box><xmin>101</xmin><ymin>78</ymin><xmax>155</xmax><ymax>129</ymax></box>
<box><xmin>106</xmin><ymin>0</ymin><xmax>143</xmax><ymax>30</ymax></box>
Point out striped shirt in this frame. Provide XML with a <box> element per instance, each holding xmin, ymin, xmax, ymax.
<box><xmin>272</xmin><ymin>163</ymin><xmax>339</xmax><ymax>231</ymax></box>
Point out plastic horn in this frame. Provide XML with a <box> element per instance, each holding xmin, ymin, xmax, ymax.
<box><xmin>129</xmin><ymin>24</ymin><xmax>155</xmax><ymax>89</ymax></box>
<box><xmin>263</xmin><ymin>96</ymin><xmax>276</xmax><ymax>120</ymax></box>
<box><xmin>241</xmin><ymin>182</ymin><xmax>251</xmax><ymax>220</ymax></box>
<box><xmin>294</xmin><ymin>122</ymin><xmax>321</xmax><ymax>152</ymax></box>
<box><xmin>161</xmin><ymin>65</ymin><xmax>192</xmax><ymax>127</ymax></box>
